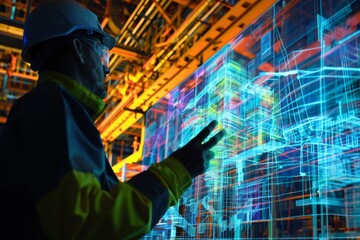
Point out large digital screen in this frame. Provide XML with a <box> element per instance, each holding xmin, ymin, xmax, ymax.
<box><xmin>141</xmin><ymin>0</ymin><xmax>360</xmax><ymax>238</ymax></box>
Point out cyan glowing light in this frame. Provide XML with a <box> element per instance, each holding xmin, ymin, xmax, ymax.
<box><xmin>141</xmin><ymin>0</ymin><xmax>360</xmax><ymax>239</ymax></box>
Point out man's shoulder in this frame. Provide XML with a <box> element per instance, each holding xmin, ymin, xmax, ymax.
<box><xmin>11</xmin><ymin>82</ymin><xmax>77</xmax><ymax>117</ymax></box>
<box><xmin>19</xmin><ymin>82</ymin><xmax>74</xmax><ymax>106</ymax></box>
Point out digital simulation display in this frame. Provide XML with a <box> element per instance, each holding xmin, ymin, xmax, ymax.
<box><xmin>141</xmin><ymin>0</ymin><xmax>360</xmax><ymax>238</ymax></box>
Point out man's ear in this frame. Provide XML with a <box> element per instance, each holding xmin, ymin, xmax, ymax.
<box><xmin>73</xmin><ymin>38</ymin><xmax>85</xmax><ymax>64</ymax></box>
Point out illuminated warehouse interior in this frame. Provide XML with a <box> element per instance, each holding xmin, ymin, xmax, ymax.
<box><xmin>0</xmin><ymin>0</ymin><xmax>359</xmax><ymax>239</ymax></box>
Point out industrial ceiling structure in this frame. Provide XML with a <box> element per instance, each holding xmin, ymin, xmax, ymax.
<box><xmin>0</xmin><ymin>0</ymin><xmax>275</xmax><ymax>179</ymax></box>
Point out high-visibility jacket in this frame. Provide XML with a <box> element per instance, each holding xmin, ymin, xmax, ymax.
<box><xmin>0</xmin><ymin>71</ymin><xmax>192</xmax><ymax>240</ymax></box>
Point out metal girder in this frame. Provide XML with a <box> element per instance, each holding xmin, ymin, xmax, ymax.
<box><xmin>0</xmin><ymin>45</ymin><xmax>37</xmax><ymax>81</ymax></box>
<box><xmin>111</xmin><ymin>45</ymin><xmax>149</xmax><ymax>60</ymax></box>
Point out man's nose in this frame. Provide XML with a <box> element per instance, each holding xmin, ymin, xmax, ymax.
<box><xmin>104</xmin><ymin>65</ymin><xmax>110</xmax><ymax>75</ymax></box>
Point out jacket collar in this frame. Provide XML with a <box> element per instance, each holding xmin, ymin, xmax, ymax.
<box><xmin>37</xmin><ymin>71</ymin><xmax>107</xmax><ymax>121</ymax></box>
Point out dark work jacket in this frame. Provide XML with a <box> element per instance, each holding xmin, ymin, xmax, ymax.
<box><xmin>0</xmin><ymin>71</ymin><xmax>192</xmax><ymax>240</ymax></box>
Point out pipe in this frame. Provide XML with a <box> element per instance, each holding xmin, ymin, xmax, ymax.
<box><xmin>152</xmin><ymin>0</ymin><xmax>177</xmax><ymax>31</ymax></box>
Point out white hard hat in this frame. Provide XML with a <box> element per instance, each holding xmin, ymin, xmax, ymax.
<box><xmin>21</xmin><ymin>0</ymin><xmax>116</xmax><ymax>63</ymax></box>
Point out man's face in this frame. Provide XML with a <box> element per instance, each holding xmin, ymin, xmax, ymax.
<box><xmin>80</xmin><ymin>37</ymin><xmax>110</xmax><ymax>99</ymax></box>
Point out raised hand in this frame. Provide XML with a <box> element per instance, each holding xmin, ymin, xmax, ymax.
<box><xmin>170</xmin><ymin>120</ymin><xmax>225</xmax><ymax>178</ymax></box>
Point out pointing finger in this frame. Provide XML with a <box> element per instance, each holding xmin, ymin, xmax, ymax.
<box><xmin>193</xmin><ymin>120</ymin><xmax>218</xmax><ymax>143</ymax></box>
<box><xmin>202</xmin><ymin>129</ymin><xmax>225</xmax><ymax>150</ymax></box>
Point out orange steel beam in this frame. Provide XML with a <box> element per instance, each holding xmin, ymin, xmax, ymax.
<box><xmin>0</xmin><ymin>68</ymin><xmax>38</xmax><ymax>81</ymax></box>
<box><xmin>0</xmin><ymin>116</ymin><xmax>7</xmax><ymax>124</ymax></box>
<box><xmin>110</xmin><ymin>46</ymin><xmax>148</xmax><ymax>60</ymax></box>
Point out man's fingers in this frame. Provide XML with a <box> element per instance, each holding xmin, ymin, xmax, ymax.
<box><xmin>204</xmin><ymin>151</ymin><xmax>215</xmax><ymax>160</ymax></box>
<box><xmin>202</xmin><ymin>129</ymin><xmax>225</xmax><ymax>150</ymax></box>
<box><xmin>203</xmin><ymin>151</ymin><xmax>214</xmax><ymax>171</ymax></box>
<box><xmin>194</xmin><ymin>120</ymin><xmax>218</xmax><ymax>143</ymax></box>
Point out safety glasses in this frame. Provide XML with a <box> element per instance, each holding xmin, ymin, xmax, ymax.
<box><xmin>80</xmin><ymin>38</ymin><xmax>110</xmax><ymax>68</ymax></box>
